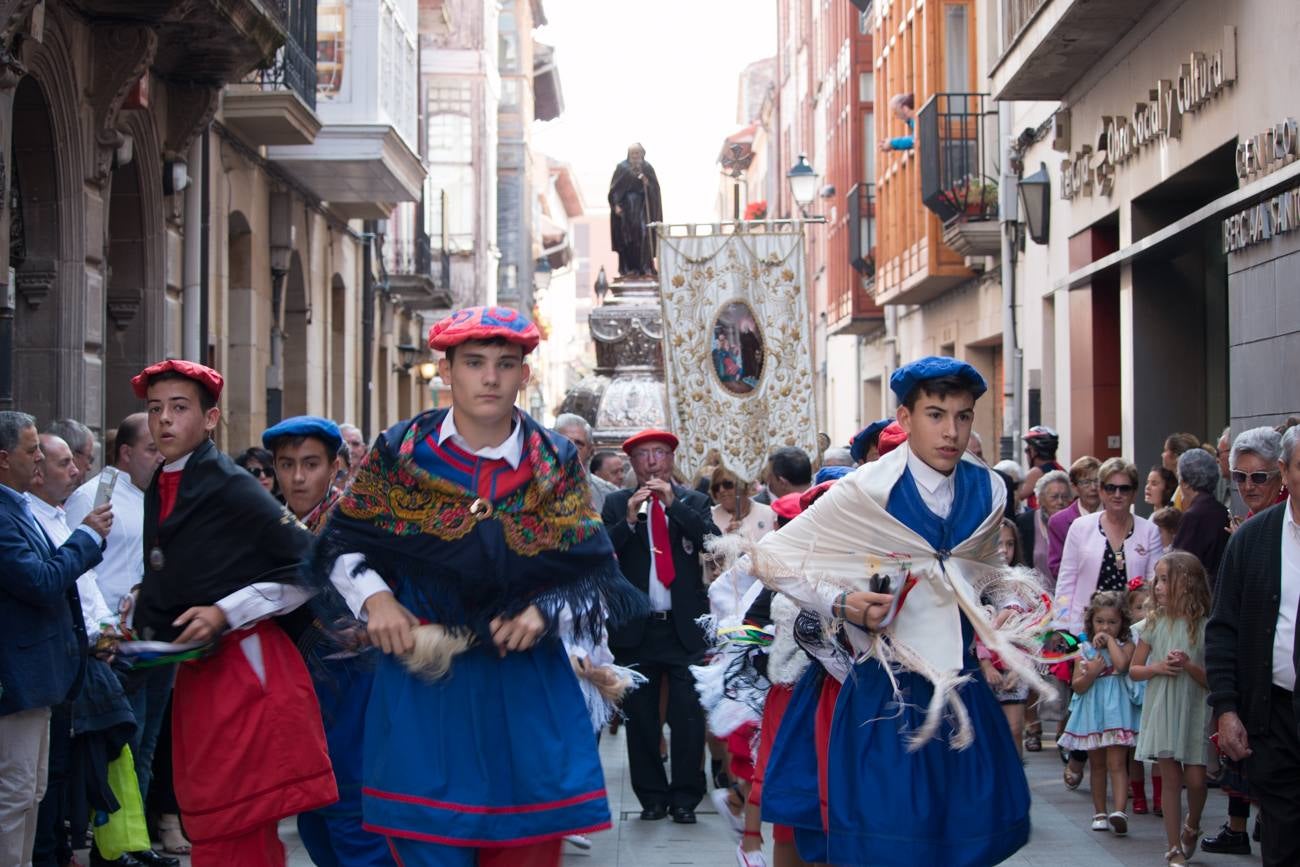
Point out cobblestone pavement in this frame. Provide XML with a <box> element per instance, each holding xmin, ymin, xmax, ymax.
<box><xmin>94</xmin><ymin>730</ymin><xmax>1260</xmax><ymax>866</ymax></box>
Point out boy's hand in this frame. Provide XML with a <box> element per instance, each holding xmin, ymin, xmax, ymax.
<box><xmin>843</xmin><ymin>591</ymin><xmax>895</xmax><ymax>630</ymax></box>
<box><xmin>490</xmin><ymin>605</ymin><xmax>545</xmax><ymax>656</ymax></box>
<box><xmin>363</xmin><ymin>591</ymin><xmax>419</xmax><ymax>655</ymax></box>
<box><xmin>173</xmin><ymin>605</ymin><xmax>227</xmax><ymax>644</ymax></box>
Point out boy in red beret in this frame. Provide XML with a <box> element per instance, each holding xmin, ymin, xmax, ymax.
<box><xmin>130</xmin><ymin>360</ymin><xmax>336</xmax><ymax>867</ymax></box>
<box><xmin>312</xmin><ymin>307</ymin><xmax>646</xmax><ymax>867</ymax></box>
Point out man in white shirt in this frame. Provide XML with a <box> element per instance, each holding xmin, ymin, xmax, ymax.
<box><xmin>1209</xmin><ymin>424</ymin><xmax>1300</xmax><ymax>867</ymax></box>
<box><xmin>65</xmin><ymin>412</ymin><xmax>179</xmax><ymax>863</ymax></box>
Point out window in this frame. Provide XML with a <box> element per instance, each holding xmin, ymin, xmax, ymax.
<box><xmin>944</xmin><ymin>4</ymin><xmax>970</xmax><ymax>93</ymax></box>
<box><xmin>316</xmin><ymin>2</ymin><xmax>346</xmax><ymax>99</ymax></box>
<box><xmin>427</xmin><ymin>83</ymin><xmax>473</xmax><ymax>160</ymax></box>
<box><xmin>863</xmin><ymin>111</ymin><xmax>875</xmax><ymax>182</ymax></box>
<box><xmin>859</xmin><ymin>6</ymin><xmax>873</xmax><ymax>35</ymax></box>
<box><xmin>859</xmin><ymin>71</ymin><xmax>873</xmax><ymax>103</ymax></box>
<box><xmin>499</xmin><ymin>31</ymin><xmax>519</xmax><ymax>74</ymax></box>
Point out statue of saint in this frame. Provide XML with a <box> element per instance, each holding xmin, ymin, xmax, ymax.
<box><xmin>607</xmin><ymin>143</ymin><xmax>663</xmax><ymax>277</ymax></box>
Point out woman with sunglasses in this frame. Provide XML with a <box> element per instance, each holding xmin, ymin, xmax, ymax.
<box><xmin>1056</xmin><ymin>457</ymin><xmax>1164</xmax><ymax>634</ymax></box>
<box><xmin>1228</xmin><ymin>426</ymin><xmax>1286</xmax><ymax>525</ymax></box>
<box><xmin>234</xmin><ymin>446</ymin><xmax>280</xmax><ymax>500</ymax></box>
<box><xmin>708</xmin><ymin>466</ymin><xmax>774</xmax><ymax>545</ymax></box>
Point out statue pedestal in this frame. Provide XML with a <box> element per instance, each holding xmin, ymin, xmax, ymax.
<box><xmin>559</xmin><ymin>276</ymin><xmax>668</xmax><ymax>448</ymax></box>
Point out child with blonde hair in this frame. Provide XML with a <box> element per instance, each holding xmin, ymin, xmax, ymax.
<box><xmin>1058</xmin><ymin>590</ymin><xmax>1140</xmax><ymax>836</ymax></box>
<box><xmin>1131</xmin><ymin>552</ymin><xmax>1212</xmax><ymax>866</ymax></box>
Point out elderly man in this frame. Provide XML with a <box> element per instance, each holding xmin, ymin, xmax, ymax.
<box><xmin>1173</xmin><ymin>448</ymin><xmax>1231</xmax><ymax>583</ymax></box>
<box><xmin>602</xmin><ymin>429</ymin><xmax>718</xmax><ymax>824</ymax></box>
<box><xmin>1016</xmin><ymin>470</ymin><xmax>1071</xmax><ymax>589</ymax></box>
<box><xmin>1047</xmin><ymin>456</ymin><xmax>1102</xmax><ymax>578</ymax></box>
<box><xmin>821</xmin><ymin>446</ymin><xmax>855</xmax><ymax>468</ymax></box>
<box><xmin>554</xmin><ymin>413</ymin><xmax>619</xmax><ymax>512</ymax></box>
<box><xmin>753</xmin><ymin>446</ymin><xmax>811</xmax><ymax>505</ymax></box>
<box><xmin>591</xmin><ymin>450</ymin><xmax>626</xmax><ymax>487</ymax></box>
<box><xmin>338</xmin><ymin>423</ymin><xmax>368</xmax><ymax>477</ymax></box>
<box><xmin>0</xmin><ymin>412</ymin><xmax>112</xmax><ymax>867</ymax></box>
<box><xmin>1208</xmin><ymin>425</ymin><xmax>1300</xmax><ymax>867</ymax></box>
<box><xmin>47</xmin><ymin>419</ymin><xmax>95</xmax><ymax>480</ymax></box>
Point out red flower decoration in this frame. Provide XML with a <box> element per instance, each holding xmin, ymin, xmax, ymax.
<box><xmin>1127</xmin><ymin>576</ymin><xmax>1144</xmax><ymax>591</ymax></box>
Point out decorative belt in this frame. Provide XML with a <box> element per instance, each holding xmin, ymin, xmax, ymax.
<box><xmin>649</xmin><ymin>610</ymin><xmax>671</xmax><ymax>621</ymax></box>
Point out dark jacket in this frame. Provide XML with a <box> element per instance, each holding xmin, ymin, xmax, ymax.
<box><xmin>0</xmin><ymin>489</ymin><xmax>100</xmax><ymax>715</ymax></box>
<box><xmin>602</xmin><ymin>485</ymin><xmax>719</xmax><ymax>654</ymax></box>
<box><xmin>1206</xmin><ymin>502</ymin><xmax>1287</xmax><ymax>734</ymax></box>
<box><xmin>136</xmin><ymin>439</ymin><xmax>311</xmax><ymax>642</ymax></box>
<box><xmin>1172</xmin><ymin>491</ymin><xmax>1231</xmax><ymax>587</ymax></box>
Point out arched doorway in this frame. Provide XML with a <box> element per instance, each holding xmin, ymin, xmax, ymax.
<box><xmin>226</xmin><ymin>212</ymin><xmax>257</xmax><ymax>448</ymax></box>
<box><xmin>330</xmin><ymin>274</ymin><xmax>348</xmax><ymax>419</ymax></box>
<box><xmin>283</xmin><ymin>251</ymin><xmax>308</xmax><ymax>417</ymax></box>
<box><xmin>9</xmin><ymin>76</ymin><xmax>62</xmax><ymax>422</ymax></box>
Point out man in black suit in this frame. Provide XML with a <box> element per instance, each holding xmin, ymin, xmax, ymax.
<box><xmin>0</xmin><ymin>412</ymin><xmax>111</xmax><ymax>866</ymax></box>
<box><xmin>1208</xmin><ymin>424</ymin><xmax>1300</xmax><ymax>867</ymax></box>
<box><xmin>603</xmin><ymin>429</ymin><xmax>719</xmax><ymax>824</ymax></box>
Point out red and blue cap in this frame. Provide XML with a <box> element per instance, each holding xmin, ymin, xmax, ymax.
<box><xmin>428</xmin><ymin>306</ymin><xmax>540</xmax><ymax>353</ymax></box>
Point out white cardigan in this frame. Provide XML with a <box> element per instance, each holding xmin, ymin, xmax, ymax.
<box><xmin>1055</xmin><ymin>510</ymin><xmax>1164</xmax><ymax>633</ymax></box>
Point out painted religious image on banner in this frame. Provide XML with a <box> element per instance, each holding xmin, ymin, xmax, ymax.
<box><xmin>711</xmin><ymin>301</ymin><xmax>764</xmax><ymax>395</ymax></box>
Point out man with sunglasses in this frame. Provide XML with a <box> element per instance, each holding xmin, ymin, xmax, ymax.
<box><xmin>603</xmin><ymin>429</ymin><xmax>719</xmax><ymax>825</ymax></box>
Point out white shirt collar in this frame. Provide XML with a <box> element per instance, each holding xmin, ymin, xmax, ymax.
<box><xmin>162</xmin><ymin>451</ymin><xmax>193</xmax><ymax>473</ymax></box>
<box><xmin>905</xmin><ymin>446</ymin><xmax>955</xmax><ymax>494</ymax></box>
<box><xmin>25</xmin><ymin>493</ymin><xmax>64</xmax><ymax>521</ymax></box>
<box><xmin>1286</xmin><ymin>498</ymin><xmax>1299</xmax><ymax>536</ymax></box>
<box><xmin>437</xmin><ymin>409</ymin><xmax>524</xmax><ymax>469</ymax></box>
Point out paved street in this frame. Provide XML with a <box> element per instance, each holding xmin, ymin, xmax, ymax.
<box><xmin>96</xmin><ymin>729</ymin><xmax>1260</xmax><ymax>866</ymax></box>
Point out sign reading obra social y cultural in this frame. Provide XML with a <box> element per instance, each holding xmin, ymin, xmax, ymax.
<box><xmin>1061</xmin><ymin>26</ymin><xmax>1236</xmax><ymax>200</ymax></box>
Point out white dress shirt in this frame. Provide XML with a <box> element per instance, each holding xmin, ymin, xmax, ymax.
<box><xmin>906</xmin><ymin>447</ymin><xmax>956</xmax><ymax>519</ymax></box>
<box><xmin>330</xmin><ymin>412</ymin><xmax>525</xmax><ymax>618</ymax></box>
<box><xmin>66</xmin><ymin>470</ymin><xmax>146</xmax><ymax>616</ymax></box>
<box><xmin>644</xmin><ymin>498</ymin><xmax>673</xmax><ymax>612</ymax></box>
<box><xmin>1275</xmin><ymin>499</ymin><xmax>1300</xmax><ymax>691</ymax></box>
<box><xmin>27</xmin><ymin>494</ymin><xmax>115</xmax><ymax>641</ymax></box>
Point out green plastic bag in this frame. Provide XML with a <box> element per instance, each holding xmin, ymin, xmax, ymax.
<box><xmin>92</xmin><ymin>744</ymin><xmax>151</xmax><ymax>859</ymax></box>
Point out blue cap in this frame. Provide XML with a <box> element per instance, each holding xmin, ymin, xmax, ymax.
<box><xmin>262</xmin><ymin>415</ymin><xmax>343</xmax><ymax>454</ymax></box>
<box><xmin>889</xmin><ymin>356</ymin><xmax>987</xmax><ymax>404</ymax></box>
<box><xmin>814</xmin><ymin>465</ymin><xmax>852</xmax><ymax>484</ymax></box>
<box><xmin>849</xmin><ymin>418</ymin><xmax>893</xmax><ymax>463</ymax></box>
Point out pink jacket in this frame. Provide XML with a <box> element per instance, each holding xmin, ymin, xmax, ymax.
<box><xmin>1055</xmin><ymin>511</ymin><xmax>1163</xmax><ymax>633</ymax></box>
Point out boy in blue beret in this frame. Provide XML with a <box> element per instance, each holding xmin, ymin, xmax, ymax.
<box><xmin>753</xmin><ymin>356</ymin><xmax>1035</xmax><ymax>866</ymax></box>
<box><xmin>849</xmin><ymin>418</ymin><xmax>893</xmax><ymax>465</ymax></box>
<box><xmin>262</xmin><ymin>416</ymin><xmax>393</xmax><ymax>866</ymax></box>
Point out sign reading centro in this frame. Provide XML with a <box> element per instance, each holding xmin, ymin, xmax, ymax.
<box><xmin>1062</xmin><ymin>26</ymin><xmax>1237</xmax><ymax>200</ymax></box>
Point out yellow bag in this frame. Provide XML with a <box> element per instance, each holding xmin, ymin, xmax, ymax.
<box><xmin>91</xmin><ymin>744</ymin><xmax>151</xmax><ymax>859</ymax></box>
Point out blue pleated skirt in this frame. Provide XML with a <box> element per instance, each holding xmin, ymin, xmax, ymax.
<box><xmin>763</xmin><ymin>618</ymin><xmax>1031</xmax><ymax>866</ymax></box>
<box><xmin>361</xmin><ymin>637</ymin><xmax>611</xmax><ymax>848</ymax></box>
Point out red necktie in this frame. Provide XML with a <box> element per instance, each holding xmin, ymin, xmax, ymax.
<box><xmin>650</xmin><ymin>498</ymin><xmax>676</xmax><ymax>588</ymax></box>
<box><xmin>157</xmin><ymin>471</ymin><xmax>182</xmax><ymax>522</ymax></box>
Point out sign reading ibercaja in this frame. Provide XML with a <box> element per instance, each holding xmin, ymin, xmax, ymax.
<box><xmin>1060</xmin><ymin>26</ymin><xmax>1237</xmax><ymax>200</ymax></box>
<box><xmin>1223</xmin><ymin>186</ymin><xmax>1300</xmax><ymax>254</ymax></box>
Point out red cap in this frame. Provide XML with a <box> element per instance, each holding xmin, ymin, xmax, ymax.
<box><xmin>621</xmin><ymin>429</ymin><xmax>679</xmax><ymax>454</ymax></box>
<box><xmin>771</xmin><ymin>491</ymin><xmax>804</xmax><ymax>520</ymax></box>
<box><xmin>877</xmin><ymin>422</ymin><xmax>908</xmax><ymax>456</ymax></box>
<box><xmin>131</xmin><ymin>360</ymin><xmax>224</xmax><ymax>401</ymax></box>
<box><xmin>798</xmin><ymin>480</ymin><xmax>836</xmax><ymax>511</ymax></box>
<box><xmin>428</xmin><ymin>306</ymin><xmax>540</xmax><ymax>353</ymax></box>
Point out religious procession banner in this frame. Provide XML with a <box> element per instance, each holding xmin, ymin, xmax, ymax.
<box><xmin>656</xmin><ymin>222</ymin><xmax>818</xmax><ymax>484</ymax></box>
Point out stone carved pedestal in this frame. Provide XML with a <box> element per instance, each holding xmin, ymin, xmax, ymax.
<box><xmin>559</xmin><ymin>276</ymin><xmax>669</xmax><ymax>449</ymax></box>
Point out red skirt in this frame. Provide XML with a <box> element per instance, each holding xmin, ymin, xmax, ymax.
<box><xmin>172</xmin><ymin>620</ymin><xmax>338</xmax><ymax>843</ymax></box>
<box><xmin>749</xmin><ymin>682</ymin><xmax>795</xmax><ymax>807</ymax></box>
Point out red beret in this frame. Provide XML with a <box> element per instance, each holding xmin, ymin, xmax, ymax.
<box><xmin>621</xmin><ymin>429</ymin><xmax>679</xmax><ymax>454</ymax></box>
<box><xmin>771</xmin><ymin>491</ymin><xmax>804</xmax><ymax>520</ymax></box>
<box><xmin>798</xmin><ymin>480</ymin><xmax>837</xmax><ymax>511</ymax></box>
<box><xmin>428</xmin><ymin>306</ymin><xmax>540</xmax><ymax>353</ymax></box>
<box><xmin>877</xmin><ymin>421</ymin><xmax>908</xmax><ymax>456</ymax></box>
<box><xmin>131</xmin><ymin>360</ymin><xmax>224</xmax><ymax>401</ymax></box>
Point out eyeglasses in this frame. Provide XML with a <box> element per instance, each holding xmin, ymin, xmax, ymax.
<box><xmin>246</xmin><ymin>467</ymin><xmax>274</xmax><ymax>478</ymax></box>
<box><xmin>1231</xmin><ymin>470</ymin><xmax>1279</xmax><ymax>486</ymax></box>
<box><xmin>632</xmin><ymin>448</ymin><xmax>672</xmax><ymax>461</ymax></box>
<box><xmin>1073</xmin><ymin>477</ymin><xmax>1099</xmax><ymax>488</ymax></box>
<box><xmin>711</xmin><ymin>480</ymin><xmax>736</xmax><ymax>492</ymax></box>
<box><xmin>1101</xmin><ymin>483</ymin><xmax>1135</xmax><ymax>495</ymax></box>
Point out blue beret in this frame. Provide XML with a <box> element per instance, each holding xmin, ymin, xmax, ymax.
<box><xmin>889</xmin><ymin>356</ymin><xmax>987</xmax><ymax>404</ymax></box>
<box><xmin>262</xmin><ymin>415</ymin><xmax>343</xmax><ymax>454</ymax></box>
<box><xmin>815</xmin><ymin>465</ymin><xmax>852</xmax><ymax>484</ymax></box>
<box><xmin>849</xmin><ymin>418</ymin><xmax>893</xmax><ymax>463</ymax></box>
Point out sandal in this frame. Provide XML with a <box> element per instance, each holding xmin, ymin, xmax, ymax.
<box><xmin>1024</xmin><ymin>729</ymin><xmax>1042</xmax><ymax>752</ymax></box>
<box><xmin>1181</xmin><ymin>822</ymin><xmax>1201</xmax><ymax>859</ymax></box>
<box><xmin>1165</xmin><ymin>846</ymin><xmax>1186</xmax><ymax>865</ymax></box>
<box><xmin>158</xmin><ymin>813</ymin><xmax>191</xmax><ymax>855</ymax></box>
<box><xmin>1063</xmin><ymin>765</ymin><xmax>1084</xmax><ymax>790</ymax></box>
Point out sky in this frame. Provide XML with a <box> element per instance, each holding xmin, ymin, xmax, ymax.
<box><xmin>532</xmin><ymin>0</ymin><xmax>777</xmax><ymax>224</ymax></box>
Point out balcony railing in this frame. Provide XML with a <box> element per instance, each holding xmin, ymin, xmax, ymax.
<box><xmin>847</xmin><ymin>182</ymin><xmax>876</xmax><ymax>279</ymax></box>
<box><xmin>247</xmin><ymin>0</ymin><xmax>318</xmax><ymax>110</ymax></box>
<box><xmin>1001</xmin><ymin>0</ymin><xmax>1049</xmax><ymax>56</ymax></box>
<box><xmin>917</xmin><ymin>93</ymin><xmax>999</xmax><ymax>225</ymax></box>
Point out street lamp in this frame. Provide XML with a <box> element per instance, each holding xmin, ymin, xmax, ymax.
<box><xmin>396</xmin><ymin>343</ymin><xmax>419</xmax><ymax>372</ymax></box>
<box><xmin>787</xmin><ymin>154</ymin><xmax>818</xmax><ymax>215</ymax></box>
<box><xmin>418</xmin><ymin>360</ymin><xmax>438</xmax><ymax>382</ymax></box>
<box><xmin>1019</xmin><ymin>162</ymin><xmax>1051</xmax><ymax>245</ymax></box>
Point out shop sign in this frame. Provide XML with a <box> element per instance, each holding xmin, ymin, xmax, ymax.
<box><xmin>1061</xmin><ymin>26</ymin><xmax>1237</xmax><ymax>200</ymax></box>
<box><xmin>1222</xmin><ymin>184</ymin><xmax>1300</xmax><ymax>254</ymax></box>
<box><xmin>1235</xmin><ymin>118</ymin><xmax>1299</xmax><ymax>182</ymax></box>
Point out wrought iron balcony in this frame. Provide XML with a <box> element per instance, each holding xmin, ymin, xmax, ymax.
<box><xmin>223</xmin><ymin>0</ymin><xmax>321</xmax><ymax>146</ymax></box>
<box><xmin>249</xmin><ymin>0</ymin><xmax>317</xmax><ymax>110</ymax></box>
<box><xmin>848</xmin><ymin>182</ymin><xmax>876</xmax><ymax>278</ymax></box>
<box><xmin>917</xmin><ymin>93</ymin><xmax>999</xmax><ymax>225</ymax></box>
<box><xmin>387</xmin><ymin>233</ymin><xmax>453</xmax><ymax>308</ymax></box>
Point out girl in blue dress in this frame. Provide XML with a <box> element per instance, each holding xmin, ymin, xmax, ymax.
<box><xmin>1058</xmin><ymin>590</ymin><xmax>1140</xmax><ymax>836</ymax></box>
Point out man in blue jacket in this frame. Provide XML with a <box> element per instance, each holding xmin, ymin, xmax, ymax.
<box><xmin>0</xmin><ymin>411</ymin><xmax>112</xmax><ymax>866</ymax></box>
